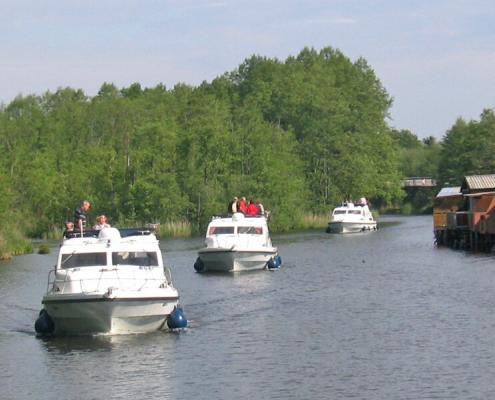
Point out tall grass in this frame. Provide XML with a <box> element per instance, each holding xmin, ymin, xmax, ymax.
<box><xmin>297</xmin><ymin>213</ymin><xmax>329</xmax><ymax>230</ymax></box>
<box><xmin>156</xmin><ymin>221</ymin><xmax>193</xmax><ymax>237</ymax></box>
<box><xmin>0</xmin><ymin>228</ymin><xmax>33</xmax><ymax>260</ymax></box>
<box><xmin>42</xmin><ymin>225</ymin><xmax>64</xmax><ymax>240</ymax></box>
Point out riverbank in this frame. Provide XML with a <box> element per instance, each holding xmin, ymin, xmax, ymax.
<box><xmin>0</xmin><ymin>211</ymin><xmax>389</xmax><ymax>259</ymax></box>
<box><xmin>0</xmin><ymin>230</ymin><xmax>33</xmax><ymax>260</ymax></box>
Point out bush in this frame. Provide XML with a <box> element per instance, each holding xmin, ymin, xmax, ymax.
<box><xmin>38</xmin><ymin>244</ymin><xmax>50</xmax><ymax>254</ymax></box>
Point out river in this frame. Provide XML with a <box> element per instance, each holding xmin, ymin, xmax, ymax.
<box><xmin>1</xmin><ymin>215</ymin><xmax>495</xmax><ymax>399</ymax></box>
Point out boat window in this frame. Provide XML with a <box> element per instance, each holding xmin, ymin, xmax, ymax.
<box><xmin>238</xmin><ymin>226</ymin><xmax>263</xmax><ymax>234</ymax></box>
<box><xmin>61</xmin><ymin>252</ymin><xmax>107</xmax><ymax>269</ymax></box>
<box><xmin>112</xmin><ymin>251</ymin><xmax>159</xmax><ymax>266</ymax></box>
<box><xmin>334</xmin><ymin>210</ymin><xmax>347</xmax><ymax>215</ymax></box>
<box><xmin>208</xmin><ymin>226</ymin><xmax>235</xmax><ymax>235</ymax></box>
<box><xmin>350</xmin><ymin>210</ymin><xmax>362</xmax><ymax>215</ymax></box>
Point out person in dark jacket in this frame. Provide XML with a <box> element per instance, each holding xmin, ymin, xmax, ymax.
<box><xmin>63</xmin><ymin>221</ymin><xmax>75</xmax><ymax>238</ymax></box>
<box><xmin>74</xmin><ymin>200</ymin><xmax>90</xmax><ymax>230</ymax></box>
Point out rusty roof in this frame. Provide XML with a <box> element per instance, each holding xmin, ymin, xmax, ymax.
<box><xmin>462</xmin><ymin>174</ymin><xmax>495</xmax><ymax>192</ymax></box>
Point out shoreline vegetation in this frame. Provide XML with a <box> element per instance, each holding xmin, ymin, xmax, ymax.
<box><xmin>0</xmin><ymin>211</ymin><xmax>371</xmax><ymax>260</ymax></box>
<box><xmin>1</xmin><ymin>45</ymin><xmax>492</xmax><ymax>260</ymax></box>
<box><xmin>0</xmin><ymin>229</ymin><xmax>33</xmax><ymax>261</ymax></box>
<box><xmin>0</xmin><ymin>213</ymin><xmax>329</xmax><ymax>260</ymax></box>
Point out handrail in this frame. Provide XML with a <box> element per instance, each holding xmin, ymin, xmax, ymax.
<box><xmin>164</xmin><ymin>266</ymin><xmax>173</xmax><ymax>285</ymax></box>
<box><xmin>51</xmin><ymin>276</ymin><xmax>169</xmax><ymax>294</ymax></box>
<box><xmin>46</xmin><ymin>268</ymin><xmax>55</xmax><ymax>293</ymax></box>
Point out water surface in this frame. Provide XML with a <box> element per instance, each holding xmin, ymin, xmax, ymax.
<box><xmin>1</xmin><ymin>216</ymin><xmax>495</xmax><ymax>399</ymax></box>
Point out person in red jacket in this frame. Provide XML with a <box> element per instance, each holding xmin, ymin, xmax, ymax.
<box><xmin>246</xmin><ymin>199</ymin><xmax>259</xmax><ymax>215</ymax></box>
<box><xmin>238</xmin><ymin>197</ymin><xmax>248</xmax><ymax>214</ymax></box>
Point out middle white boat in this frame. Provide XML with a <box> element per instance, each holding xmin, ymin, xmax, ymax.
<box><xmin>195</xmin><ymin>213</ymin><xmax>280</xmax><ymax>272</ymax></box>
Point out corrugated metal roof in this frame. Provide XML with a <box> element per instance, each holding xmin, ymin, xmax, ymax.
<box><xmin>464</xmin><ymin>174</ymin><xmax>495</xmax><ymax>190</ymax></box>
<box><xmin>436</xmin><ymin>187</ymin><xmax>462</xmax><ymax>198</ymax></box>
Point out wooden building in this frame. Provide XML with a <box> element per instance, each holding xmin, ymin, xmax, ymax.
<box><xmin>434</xmin><ymin>174</ymin><xmax>495</xmax><ymax>251</ymax></box>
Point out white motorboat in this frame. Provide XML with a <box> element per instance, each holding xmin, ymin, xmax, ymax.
<box><xmin>195</xmin><ymin>213</ymin><xmax>281</xmax><ymax>272</ymax></box>
<box><xmin>327</xmin><ymin>201</ymin><xmax>377</xmax><ymax>234</ymax></box>
<box><xmin>36</xmin><ymin>227</ymin><xmax>184</xmax><ymax>335</ymax></box>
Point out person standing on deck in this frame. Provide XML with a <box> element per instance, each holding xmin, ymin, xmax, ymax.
<box><xmin>256</xmin><ymin>200</ymin><xmax>265</xmax><ymax>216</ymax></box>
<box><xmin>63</xmin><ymin>221</ymin><xmax>75</xmax><ymax>238</ymax></box>
<box><xmin>246</xmin><ymin>199</ymin><xmax>258</xmax><ymax>216</ymax></box>
<box><xmin>228</xmin><ymin>197</ymin><xmax>238</xmax><ymax>214</ymax></box>
<box><xmin>238</xmin><ymin>197</ymin><xmax>248</xmax><ymax>214</ymax></box>
<box><xmin>93</xmin><ymin>215</ymin><xmax>110</xmax><ymax>230</ymax></box>
<box><xmin>74</xmin><ymin>200</ymin><xmax>90</xmax><ymax>230</ymax></box>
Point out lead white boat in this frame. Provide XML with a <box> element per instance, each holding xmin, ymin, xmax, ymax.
<box><xmin>195</xmin><ymin>213</ymin><xmax>281</xmax><ymax>272</ymax></box>
<box><xmin>38</xmin><ymin>227</ymin><xmax>182</xmax><ymax>335</ymax></box>
<box><xmin>327</xmin><ymin>201</ymin><xmax>377</xmax><ymax>234</ymax></box>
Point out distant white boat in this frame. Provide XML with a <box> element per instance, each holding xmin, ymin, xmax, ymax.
<box><xmin>327</xmin><ymin>201</ymin><xmax>377</xmax><ymax>234</ymax></box>
<box><xmin>195</xmin><ymin>213</ymin><xmax>281</xmax><ymax>272</ymax></box>
<box><xmin>37</xmin><ymin>227</ymin><xmax>183</xmax><ymax>335</ymax></box>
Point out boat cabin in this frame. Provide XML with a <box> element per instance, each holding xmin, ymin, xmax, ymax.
<box><xmin>54</xmin><ymin>227</ymin><xmax>167</xmax><ymax>293</ymax></box>
<box><xmin>331</xmin><ymin>203</ymin><xmax>373</xmax><ymax>220</ymax></box>
<box><xmin>205</xmin><ymin>213</ymin><xmax>272</xmax><ymax>249</ymax></box>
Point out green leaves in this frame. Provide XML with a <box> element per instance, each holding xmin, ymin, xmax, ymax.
<box><xmin>0</xmin><ymin>46</ymin><xmax>411</xmax><ymax>237</ymax></box>
<box><xmin>439</xmin><ymin>109</ymin><xmax>495</xmax><ymax>186</ymax></box>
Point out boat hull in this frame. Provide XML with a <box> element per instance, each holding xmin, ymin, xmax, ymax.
<box><xmin>197</xmin><ymin>248</ymin><xmax>277</xmax><ymax>272</ymax></box>
<box><xmin>42</xmin><ymin>292</ymin><xmax>179</xmax><ymax>335</ymax></box>
<box><xmin>327</xmin><ymin>221</ymin><xmax>377</xmax><ymax>234</ymax></box>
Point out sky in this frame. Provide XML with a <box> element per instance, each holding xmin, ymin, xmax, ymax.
<box><xmin>1</xmin><ymin>0</ymin><xmax>494</xmax><ymax>138</ymax></box>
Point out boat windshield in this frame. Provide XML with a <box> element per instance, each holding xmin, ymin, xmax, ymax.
<box><xmin>238</xmin><ymin>226</ymin><xmax>263</xmax><ymax>234</ymax></box>
<box><xmin>112</xmin><ymin>251</ymin><xmax>159</xmax><ymax>266</ymax></box>
<box><xmin>349</xmin><ymin>210</ymin><xmax>362</xmax><ymax>215</ymax></box>
<box><xmin>61</xmin><ymin>252</ymin><xmax>107</xmax><ymax>269</ymax></box>
<box><xmin>209</xmin><ymin>226</ymin><xmax>235</xmax><ymax>235</ymax></box>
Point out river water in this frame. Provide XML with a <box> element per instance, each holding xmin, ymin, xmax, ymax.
<box><xmin>1</xmin><ymin>215</ymin><xmax>495</xmax><ymax>399</ymax></box>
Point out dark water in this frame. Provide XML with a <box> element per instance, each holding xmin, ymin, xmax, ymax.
<box><xmin>2</xmin><ymin>215</ymin><xmax>495</xmax><ymax>399</ymax></box>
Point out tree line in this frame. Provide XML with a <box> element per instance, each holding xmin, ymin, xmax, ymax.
<box><xmin>0</xmin><ymin>46</ymin><xmax>494</xmax><ymax>255</ymax></box>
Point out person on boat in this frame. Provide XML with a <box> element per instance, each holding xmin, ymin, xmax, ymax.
<box><xmin>256</xmin><ymin>199</ymin><xmax>265</xmax><ymax>216</ymax></box>
<box><xmin>228</xmin><ymin>197</ymin><xmax>238</xmax><ymax>214</ymax></box>
<box><xmin>238</xmin><ymin>197</ymin><xmax>248</xmax><ymax>214</ymax></box>
<box><xmin>246</xmin><ymin>199</ymin><xmax>258</xmax><ymax>216</ymax></box>
<box><xmin>356</xmin><ymin>197</ymin><xmax>368</xmax><ymax>207</ymax></box>
<box><xmin>63</xmin><ymin>221</ymin><xmax>75</xmax><ymax>238</ymax></box>
<box><xmin>74</xmin><ymin>200</ymin><xmax>90</xmax><ymax>230</ymax></box>
<box><xmin>93</xmin><ymin>215</ymin><xmax>111</xmax><ymax>230</ymax></box>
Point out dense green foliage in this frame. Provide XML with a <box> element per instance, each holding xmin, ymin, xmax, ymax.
<box><xmin>438</xmin><ymin>109</ymin><xmax>495</xmax><ymax>186</ymax></box>
<box><xmin>7</xmin><ymin>45</ymin><xmax>477</xmax><ymax>252</ymax></box>
<box><xmin>391</xmin><ymin>129</ymin><xmax>442</xmax><ymax>213</ymax></box>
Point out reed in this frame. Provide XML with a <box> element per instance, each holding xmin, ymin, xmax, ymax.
<box><xmin>156</xmin><ymin>220</ymin><xmax>193</xmax><ymax>237</ymax></box>
<box><xmin>43</xmin><ymin>226</ymin><xmax>64</xmax><ymax>240</ymax></box>
<box><xmin>297</xmin><ymin>213</ymin><xmax>329</xmax><ymax>230</ymax></box>
<box><xmin>38</xmin><ymin>244</ymin><xmax>50</xmax><ymax>254</ymax></box>
<box><xmin>0</xmin><ymin>229</ymin><xmax>33</xmax><ymax>260</ymax></box>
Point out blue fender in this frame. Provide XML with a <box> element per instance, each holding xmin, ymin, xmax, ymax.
<box><xmin>167</xmin><ymin>306</ymin><xmax>188</xmax><ymax>329</ymax></box>
<box><xmin>194</xmin><ymin>257</ymin><xmax>205</xmax><ymax>272</ymax></box>
<box><xmin>267</xmin><ymin>255</ymin><xmax>282</xmax><ymax>269</ymax></box>
<box><xmin>35</xmin><ymin>309</ymin><xmax>55</xmax><ymax>335</ymax></box>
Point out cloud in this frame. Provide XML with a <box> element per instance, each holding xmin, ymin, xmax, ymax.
<box><xmin>206</xmin><ymin>1</ymin><xmax>228</xmax><ymax>7</ymax></box>
<box><xmin>304</xmin><ymin>16</ymin><xmax>356</xmax><ymax>25</ymax></box>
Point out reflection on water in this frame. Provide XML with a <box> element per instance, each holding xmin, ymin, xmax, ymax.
<box><xmin>2</xmin><ymin>215</ymin><xmax>495</xmax><ymax>399</ymax></box>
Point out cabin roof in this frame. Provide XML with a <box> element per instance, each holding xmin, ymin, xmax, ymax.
<box><xmin>461</xmin><ymin>174</ymin><xmax>495</xmax><ymax>193</ymax></box>
<box><xmin>435</xmin><ymin>187</ymin><xmax>462</xmax><ymax>198</ymax></box>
